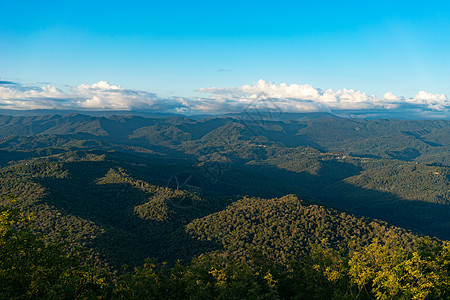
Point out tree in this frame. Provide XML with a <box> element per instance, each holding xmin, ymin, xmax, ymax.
<box><xmin>0</xmin><ymin>202</ymin><xmax>110</xmax><ymax>299</ymax></box>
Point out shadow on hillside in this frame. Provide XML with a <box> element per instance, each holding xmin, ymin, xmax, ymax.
<box><xmin>0</xmin><ymin>150</ymin><xmax>33</xmax><ymax>167</ymax></box>
<box><xmin>60</xmin><ymin>132</ymin><xmax>198</xmax><ymax>161</ymax></box>
<box><xmin>35</xmin><ymin>156</ymin><xmax>450</xmax><ymax>270</ymax></box>
<box><xmin>207</xmin><ymin>162</ymin><xmax>450</xmax><ymax>241</ymax></box>
<box><xmin>36</xmin><ymin>160</ymin><xmax>222</xmax><ymax>268</ymax></box>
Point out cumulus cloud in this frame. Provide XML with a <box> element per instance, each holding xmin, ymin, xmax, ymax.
<box><xmin>73</xmin><ymin>81</ymin><xmax>160</xmax><ymax>110</ymax></box>
<box><xmin>197</xmin><ymin>80</ymin><xmax>450</xmax><ymax>114</ymax></box>
<box><xmin>198</xmin><ymin>79</ymin><xmax>389</xmax><ymax>112</ymax></box>
<box><xmin>0</xmin><ymin>81</ymin><xmax>188</xmax><ymax>112</ymax></box>
<box><xmin>0</xmin><ymin>84</ymin><xmax>68</xmax><ymax>109</ymax></box>
<box><xmin>407</xmin><ymin>91</ymin><xmax>448</xmax><ymax>111</ymax></box>
<box><xmin>1</xmin><ymin>79</ymin><xmax>450</xmax><ymax>117</ymax></box>
<box><xmin>383</xmin><ymin>92</ymin><xmax>399</xmax><ymax>101</ymax></box>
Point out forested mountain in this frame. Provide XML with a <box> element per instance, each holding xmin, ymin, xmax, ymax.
<box><xmin>1</xmin><ymin>112</ymin><xmax>450</xmax><ymax>298</ymax></box>
<box><xmin>0</xmin><ymin>150</ymin><xmax>427</xmax><ymax>266</ymax></box>
<box><xmin>2</xmin><ymin>112</ymin><xmax>450</xmax><ymax>162</ymax></box>
<box><xmin>2</xmin><ymin>113</ymin><xmax>450</xmax><ymax>239</ymax></box>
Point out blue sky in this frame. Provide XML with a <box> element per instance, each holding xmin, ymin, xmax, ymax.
<box><xmin>1</xmin><ymin>0</ymin><xmax>450</xmax><ymax>116</ymax></box>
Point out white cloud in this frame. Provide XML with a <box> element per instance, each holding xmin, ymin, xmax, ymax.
<box><xmin>407</xmin><ymin>91</ymin><xmax>448</xmax><ymax>111</ymax></box>
<box><xmin>199</xmin><ymin>79</ymin><xmax>321</xmax><ymax>100</ymax></box>
<box><xmin>197</xmin><ymin>80</ymin><xmax>450</xmax><ymax>114</ymax></box>
<box><xmin>1</xmin><ymin>80</ymin><xmax>450</xmax><ymax>116</ymax></box>
<box><xmin>383</xmin><ymin>92</ymin><xmax>399</xmax><ymax>101</ymax></box>
<box><xmin>73</xmin><ymin>81</ymin><xmax>160</xmax><ymax>110</ymax></box>
<box><xmin>413</xmin><ymin>91</ymin><xmax>447</xmax><ymax>102</ymax></box>
<box><xmin>0</xmin><ymin>81</ymin><xmax>187</xmax><ymax>112</ymax></box>
<box><xmin>0</xmin><ymin>84</ymin><xmax>68</xmax><ymax>109</ymax></box>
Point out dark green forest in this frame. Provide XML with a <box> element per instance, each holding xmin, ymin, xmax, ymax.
<box><xmin>1</xmin><ymin>113</ymin><xmax>450</xmax><ymax>299</ymax></box>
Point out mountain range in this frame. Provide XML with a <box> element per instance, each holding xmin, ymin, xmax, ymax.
<box><xmin>1</xmin><ymin>111</ymin><xmax>449</xmax><ymax>298</ymax></box>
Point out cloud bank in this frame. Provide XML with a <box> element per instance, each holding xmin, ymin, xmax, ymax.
<box><xmin>197</xmin><ymin>79</ymin><xmax>450</xmax><ymax>114</ymax></box>
<box><xmin>0</xmin><ymin>81</ymin><xmax>187</xmax><ymax>112</ymax></box>
<box><xmin>1</xmin><ymin>79</ymin><xmax>450</xmax><ymax>118</ymax></box>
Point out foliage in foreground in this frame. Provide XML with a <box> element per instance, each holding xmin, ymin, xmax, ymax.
<box><xmin>1</xmin><ymin>204</ymin><xmax>449</xmax><ymax>299</ymax></box>
<box><xmin>0</xmin><ymin>202</ymin><xmax>111</xmax><ymax>299</ymax></box>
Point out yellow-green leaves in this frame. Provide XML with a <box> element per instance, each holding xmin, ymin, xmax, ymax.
<box><xmin>349</xmin><ymin>238</ymin><xmax>449</xmax><ymax>300</ymax></box>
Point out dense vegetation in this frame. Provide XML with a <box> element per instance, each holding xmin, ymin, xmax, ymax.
<box><xmin>1</xmin><ymin>112</ymin><xmax>450</xmax><ymax>298</ymax></box>
<box><xmin>1</xmin><ymin>203</ymin><xmax>449</xmax><ymax>299</ymax></box>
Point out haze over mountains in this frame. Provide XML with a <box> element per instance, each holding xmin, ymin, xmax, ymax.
<box><xmin>3</xmin><ymin>111</ymin><xmax>450</xmax><ymax>162</ymax></box>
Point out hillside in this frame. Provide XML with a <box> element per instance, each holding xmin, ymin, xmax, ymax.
<box><xmin>2</xmin><ymin>113</ymin><xmax>450</xmax><ymax>164</ymax></box>
<box><xmin>1</xmin><ymin>113</ymin><xmax>450</xmax><ymax>298</ymax></box>
<box><xmin>0</xmin><ymin>150</ymin><xmax>439</xmax><ymax>267</ymax></box>
<box><xmin>187</xmin><ymin>195</ymin><xmax>420</xmax><ymax>260</ymax></box>
<box><xmin>1</xmin><ymin>150</ymin><xmax>449</xmax><ymax>299</ymax></box>
<box><xmin>2</xmin><ymin>113</ymin><xmax>450</xmax><ymax>241</ymax></box>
